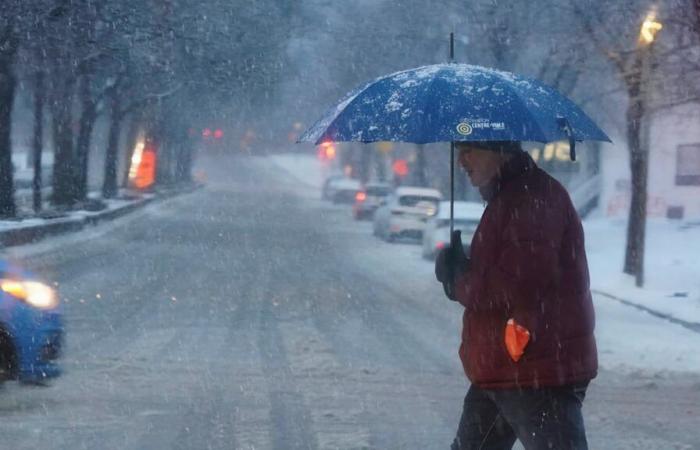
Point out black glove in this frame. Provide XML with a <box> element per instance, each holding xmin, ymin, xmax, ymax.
<box><xmin>435</xmin><ymin>230</ymin><xmax>470</xmax><ymax>301</ymax></box>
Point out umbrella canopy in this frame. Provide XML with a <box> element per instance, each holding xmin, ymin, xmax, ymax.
<box><xmin>300</xmin><ymin>63</ymin><xmax>611</xmax><ymax>293</ymax></box>
<box><xmin>299</xmin><ymin>63</ymin><xmax>611</xmax><ymax>146</ymax></box>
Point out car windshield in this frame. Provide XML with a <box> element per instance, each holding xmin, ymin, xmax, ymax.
<box><xmin>399</xmin><ymin>195</ymin><xmax>439</xmax><ymax>207</ymax></box>
<box><xmin>366</xmin><ymin>186</ymin><xmax>391</xmax><ymax>196</ymax></box>
<box><xmin>1</xmin><ymin>2</ymin><xmax>698</xmax><ymax>449</ymax></box>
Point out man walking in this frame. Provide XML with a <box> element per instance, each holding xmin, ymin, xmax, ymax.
<box><xmin>436</xmin><ymin>141</ymin><xmax>597</xmax><ymax>449</ymax></box>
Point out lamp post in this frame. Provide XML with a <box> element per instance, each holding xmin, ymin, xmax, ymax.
<box><xmin>624</xmin><ymin>9</ymin><xmax>662</xmax><ymax>287</ymax></box>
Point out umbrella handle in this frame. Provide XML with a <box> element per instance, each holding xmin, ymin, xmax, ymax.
<box><xmin>450</xmin><ymin>141</ymin><xmax>455</xmax><ymax>236</ymax></box>
<box><xmin>446</xmin><ymin>229</ymin><xmax>464</xmax><ymax>283</ymax></box>
<box><xmin>557</xmin><ymin>117</ymin><xmax>577</xmax><ymax>161</ymax></box>
<box><xmin>441</xmin><ymin>229</ymin><xmax>464</xmax><ymax>301</ymax></box>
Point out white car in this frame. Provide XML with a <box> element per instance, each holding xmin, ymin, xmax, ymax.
<box><xmin>421</xmin><ymin>201</ymin><xmax>485</xmax><ymax>259</ymax></box>
<box><xmin>372</xmin><ymin>186</ymin><xmax>442</xmax><ymax>241</ymax></box>
<box><xmin>352</xmin><ymin>182</ymin><xmax>392</xmax><ymax>220</ymax></box>
<box><xmin>322</xmin><ymin>176</ymin><xmax>362</xmax><ymax>204</ymax></box>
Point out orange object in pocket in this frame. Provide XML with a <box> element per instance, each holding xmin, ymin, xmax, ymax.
<box><xmin>504</xmin><ymin>318</ymin><xmax>530</xmax><ymax>362</ymax></box>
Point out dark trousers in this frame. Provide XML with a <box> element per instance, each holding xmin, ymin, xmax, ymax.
<box><xmin>451</xmin><ymin>382</ymin><xmax>589</xmax><ymax>450</ymax></box>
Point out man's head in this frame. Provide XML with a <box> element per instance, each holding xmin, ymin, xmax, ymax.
<box><xmin>456</xmin><ymin>141</ymin><xmax>523</xmax><ymax>187</ymax></box>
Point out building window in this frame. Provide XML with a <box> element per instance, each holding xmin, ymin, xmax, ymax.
<box><xmin>676</xmin><ymin>144</ymin><xmax>700</xmax><ymax>186</ymax></box>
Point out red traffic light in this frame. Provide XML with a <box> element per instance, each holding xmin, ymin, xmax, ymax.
<box><xmin>392</xmin><ymin>159</ymin><xmax>409</xmax><ymax>177</ymax></box>
<box><xmin>318</xmin><ymin>141</ymin><xmax>336</xmax><ymax>160</ymax></box>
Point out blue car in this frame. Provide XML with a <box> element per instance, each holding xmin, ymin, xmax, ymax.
<box><xmin>0</xmin><ymin>259</ymin><xmax>62</xmax><ymax>384</ymax></box>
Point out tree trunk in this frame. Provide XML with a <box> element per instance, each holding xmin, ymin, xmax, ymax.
<box><xmin>175</xmin><ymin>140</ymin><xmax>193</xmax><ymax>184</ymax></box>
<box><xmin>102</xmin><ymin>94</ymin><xmax>122</xmax><ymax>199</ymax></box>
<box><xmin>51</xmin><ymin>77</ymin><xmax>78</xmax><ymax>208</ymax></box>
<box><xmin>32</xmin><ymin>70</ymin><xmax>45</xmax><ymax>212</ymax></box>
<box><xmin>0</xmin><ymin>57</ymin><xmax>16</xmax><ymax>218</ymax></box>
<box><xmin>75</xmin><ymin>75</ymin><xmax>97</xmax><ymax>202</ymax></box>
<box><xmin>155</xmin><ymin>133</ymin><xmax>172</xmax><ymax>186</ymax></box>
<box><xmin>623</xmin><ymin>56</ymin><xmax>648</xmax><ymax>287</ymax></box>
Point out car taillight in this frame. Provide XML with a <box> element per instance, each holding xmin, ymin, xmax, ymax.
<box><xmin>435</xmin><ymin>241</ymin><xmax>446</xmax><ymax>250</ymax></box>
<box><xmin>355</xmin><ymin>191</ymin><xmax>366</xmax><ymax>202</ymax></box>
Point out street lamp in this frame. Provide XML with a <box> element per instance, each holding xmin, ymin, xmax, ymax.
<box><xmin>639</xmin><ymin>10</ymin><xmax>663</xmax><ymax>45</ymax></box>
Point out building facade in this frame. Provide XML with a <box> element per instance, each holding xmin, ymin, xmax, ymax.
<box><xmin>602</xmin><ymin>102</ymin><xmax>700</xmax><ymax>220</ymax></box>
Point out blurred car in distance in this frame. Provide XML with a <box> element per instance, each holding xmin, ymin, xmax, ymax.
<box><xmin>321</xmin><ymin>175</ymin><xmax>343</xmax><ymax>201</ymax></box>
<box><xmin>373</xmin><ymin>186</ymin><xmax>442</xmax><ymax>241</ymax></box>
<box><xmin>0</xmin><ymin>259</ymin><xmax>62</xmax><ymax>385</ymax></box>
<box><xmin>422</xmin><ymin>201</ymin><xmax>485</xmax><ymax>259</ymax></box>
<box><xmin>322</xmin><ymin>176</ymin><xmax>362</xmax><ymax>204</ymax></box>
<box><xmin>353</xmin><ymin>182</ymin><xmax>392</xmax><ymax>220</ymax></box>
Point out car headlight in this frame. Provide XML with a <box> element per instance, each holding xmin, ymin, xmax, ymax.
<box><xmin>0</xmin><ymin>279</ymin><xmax>59</xmax><ymax>309</ymax></box>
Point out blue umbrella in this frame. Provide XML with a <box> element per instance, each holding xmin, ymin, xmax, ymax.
<box><xmin>300</xmin><ymin>63</ymin><xmax>611</xmax><ymax>158</ymax></box>
<box><xmin>299</xmin><ymin>63</ymin><xmax>611</xmax><ymax>297</ymax></box>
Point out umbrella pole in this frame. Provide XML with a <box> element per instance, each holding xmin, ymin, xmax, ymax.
<box><xmin>449</xmin><ymin>32</ymin><xmax>454</xmax><ymax>62</ymax></box>
<box><xmin>449</xmin><ymin>33</ymin><xmax>455</xmax><ymax>236</ymax></box>
<box><xmin>450</xmin><ymin>141</ymin><xmax>455</xmax><ymax>236</ymax></box>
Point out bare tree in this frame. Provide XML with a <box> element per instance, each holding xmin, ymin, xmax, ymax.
<box><xmin>0</xmin><ymin>16</ymin><xmax>19</xmax><ymax>217</ymax></box>
<box><xmin>570</xmin><ymin>0</ymin><xmax>700</xmax><ymax>286</ymax></box>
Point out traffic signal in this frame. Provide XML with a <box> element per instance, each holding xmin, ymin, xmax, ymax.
<box><xmin>392</xmin><ymin>159</ymin><xmax>409</xmax><ymax>178</ymax></box>
<box><xmin>318</xmin><ymin>141</ymin><xmax>336</xmax><ymax>161</ymax></box>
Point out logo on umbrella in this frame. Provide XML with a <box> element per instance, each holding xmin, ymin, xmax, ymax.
<box><xmin>456</xmin><ymin>122</ymin><xmax>472</xmax><ymax>136</ymax></box>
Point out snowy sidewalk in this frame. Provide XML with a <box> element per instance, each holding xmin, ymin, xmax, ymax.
<box><xmin>0</xmin><ymin>194</ymin><xmax>155</xmax><ymax>247</ymax></box>
<box><xmin>0</xmin><ymin>184</ymin><xmax>201</xmax><ymax>248</ymax></box>
<box><xmin>585</xmin><ymin>218</ymin><xmax>700</xmax><ymax>328</ymax></box>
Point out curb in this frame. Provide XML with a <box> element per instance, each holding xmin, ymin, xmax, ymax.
<box><xmin>82</xmin><ymin>198</ymin><xmax>155</xmax><ymax>226</ymax></box>
<box><xmin>593</xmin><ymin>289</ymin><xmax>700</xmax><ymax>334</ymax></box>
<box><xmin>0</xmin><ymin>218</ymin><xmax>85</xmax><ymax>247</ymax></box>
<box><xmin>0</xmin><ymin>184</ymin><xmax>202</xmax><ymax>248</ymax></box>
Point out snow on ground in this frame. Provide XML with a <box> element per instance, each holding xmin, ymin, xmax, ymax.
<box><xmin>585</xmin><ymin>218</ymin><xmax>700</xmax><ymax>324</ymax></box>
<box><xmin>269</xmin><ymin>152</ymin><xmax>325</xmax><ymax>190</ymax></box>
<box><xmin>269</xmin><ymin>151</ymin><xmax>700</xmax><ymax>375</ymax></box>
<box><xmin>0</xmin><ymin>193</ymin><xmax>151</xmax><ymax>232</ymax></box>
<box><xmin>1</xmin><ymin>199</ymin><xmax>166</xmax><ymax>261</ymax></box>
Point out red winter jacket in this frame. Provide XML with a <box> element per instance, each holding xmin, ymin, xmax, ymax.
<box><xmin>454</xmin><ymin>152</ymin><xmax>598</xmax><ymax>389</ymax></box>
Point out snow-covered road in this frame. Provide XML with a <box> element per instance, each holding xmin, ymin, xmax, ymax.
<box><xmin>0</xmin><ymin>153</ymin><xmax>698</xmax><ymax>449</ymax></box>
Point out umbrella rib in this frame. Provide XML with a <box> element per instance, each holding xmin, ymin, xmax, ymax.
<box><xmin>499</xmin><ymin>80</ymin><xmax>551</xmax><ymax>143</ymax></box>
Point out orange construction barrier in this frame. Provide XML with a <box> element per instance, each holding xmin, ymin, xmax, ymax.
<box><xmin>133</xmin><ymin>148</ymin><xmax>157</xmax><ymax>190</ymax></box>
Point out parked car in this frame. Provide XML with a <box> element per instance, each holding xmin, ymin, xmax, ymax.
<box><xmin>373</xmin><ymin>186</ymin><xmax>442</xmax><ymax>241</ymax></box>
<box><xmin>353</xmin><ymin>182</ymin><xmax>392</xmax><ymax>220</ymax></box>
<box><xmin>0</xmin><ymin>259</ymin><xmax>62</xmax><ymax>384</ymax></box>
<box><xmin>421</xmin><ymin>201</ymin><xmax>485</xmax><ymax>259</ymax></box>
<box><xmin>322</xmin><ymin>176</ymin><xmax>362</xmax><ymax>204</ymax></box>
<box><xmin>321</xmin><ymin>175</ymin><xmax>343</xmax><ymax>201</ymax></box>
